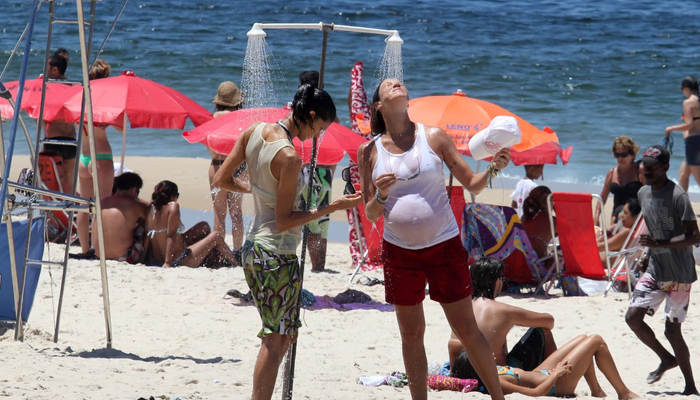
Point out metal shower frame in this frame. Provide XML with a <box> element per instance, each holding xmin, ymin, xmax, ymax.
<box><xmin>245</xmin><ymin>21</ymin><xmax>403</xmax><ymax>400</ymax></box>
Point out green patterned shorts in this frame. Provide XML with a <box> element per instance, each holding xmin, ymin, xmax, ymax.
<box><xmin>242</xmin><ymin>241</ymin><xmax>301</xmax><ymax>338</ymax></box>
<box><xmin>300</xmin><ymin>166</ymin><xmax>333</xmax><ymax>238</ymax></box>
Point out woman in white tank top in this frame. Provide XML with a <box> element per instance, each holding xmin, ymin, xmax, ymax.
<box><xmin>357</xmin><ymin>78</ymin><xmax>511</xmax><ymax>400</ymax></box>
<box><xmin>212</xmin><ymin>84</ymin><xmax>361</xmax><ymax>400</ymax></box>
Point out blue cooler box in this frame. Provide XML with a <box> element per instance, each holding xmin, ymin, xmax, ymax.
<box><xmin>0</xmin><ymin>217</ymin><xmax>45</xmax><ymax>323</ymax></box>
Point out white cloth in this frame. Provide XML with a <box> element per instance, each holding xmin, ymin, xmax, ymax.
<box><xmin>510</xmin><ymin>178</ymin><xmax>538</xmax><ymax>218</ymax></box>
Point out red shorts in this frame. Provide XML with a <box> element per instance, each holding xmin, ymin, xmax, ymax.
<box><xmin>382</xmin><ymin>235</ymin><xmax>473</xmax><ymax>306</ymax></box>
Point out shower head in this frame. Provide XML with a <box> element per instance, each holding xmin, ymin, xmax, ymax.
<box><xmin>247</xmin><ymin>23</ymin><xmax>267</xmax><ymax>38</ymax></box>
<box><xmin>386</xmin><ymin>30</ymin><xmax>403</xmax><ymax>45</ymax></box>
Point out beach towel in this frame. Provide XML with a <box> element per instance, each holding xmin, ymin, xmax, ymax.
<box><xmin>462</xmin><ymin>204</ymin><xmax>543</xmax><ymax>283</ymax></box>
<box><xmin>346</xmin><ymin>62</ymin><xmax>382</xmax><ymax>271</ymax></box>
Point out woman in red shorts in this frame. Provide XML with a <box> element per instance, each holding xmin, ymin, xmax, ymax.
<box><xmin>357</xmin><ymin>78</ymin><xmax>511</xmax><ymax>400</ymax></box>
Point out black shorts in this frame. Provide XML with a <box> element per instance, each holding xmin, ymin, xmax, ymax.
<box><xmin>685</xmin><ymin>136</ymin><xmax>700</xmax><ymax>166</ymax></box>
<box><xmin>506</xmin><ymin>327</ymin><xmax>547</xmax><ymax>371</ymax></box>
<box><xmin>43</xmin><ymin>136</ymin><xmax>78</xmax><ymax>160</ymax></box>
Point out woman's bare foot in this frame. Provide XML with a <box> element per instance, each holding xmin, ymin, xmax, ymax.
<box><xmin>681</xmin><ymin>386</ymin><xmax>700</xmax><ymax>396</ymax></box>
<box><xmin>619</xmin><ymin>391</ymin><xmax>640</xmax><ymax>400</ymax></box>
<box><xmin>591</xmin><ymin>388</ymin><xmax>607</xmax><ymax>398</ymax></box>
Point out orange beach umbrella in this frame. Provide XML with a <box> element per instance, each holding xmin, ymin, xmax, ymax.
<box><xmin>407</xmin><ymin>90</ymin><xmax>572</xmax><ymax>165</ymax></box>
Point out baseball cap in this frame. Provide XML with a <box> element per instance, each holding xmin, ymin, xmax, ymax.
<box><xmin>469</xmin><ymin>116</ymin><xmax>522</xmax><ymax>160</ymax></box>
<box><xmin>641</xmin><ymin>145</ymin><xmax>670</xmax><ymax>166</ymax></box>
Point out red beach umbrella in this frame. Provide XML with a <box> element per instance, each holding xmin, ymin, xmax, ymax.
<box><xmin>56</xmin><ymin>71</ymin><xmax>212</xmax><ymax>129</ymax></box>
<box><xmin>408</xmin><ymin>90</ymin><xmax>572</xmax><ymax>165</ymax></box>
<box><xmin>0</xmin><ymin>78</ymin><xmax>81</xmax><ymax>121</ymax></box>
<box><xmin>183</xmin><ymin>106</ymin><xmax>368</xmax><ymax>165</ymax></box>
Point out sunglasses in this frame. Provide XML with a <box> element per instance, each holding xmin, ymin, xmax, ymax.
<box><xmin>613</xmin><ymin>151</ymin><xmax>630</xmax><ymax>158</ymax></box>
<box><xmin>341</xmin><ymin>167</ymin><xmax>356</xmax><ymax>195</ymax></box>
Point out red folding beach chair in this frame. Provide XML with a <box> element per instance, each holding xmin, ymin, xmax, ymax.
<box><xmin>37</xmin><ymin>152</ymin><xmax>76</xmax><ymax>243</ymax></box>
<box><xmin>604</xmin><ymin>215</ymin><xmax>648</xmax><ymax>297</ymax></box>
<box><xmin>541</xmin><ymin>192</ymin><xmax>626</xmax><ymax>295</ymax></box>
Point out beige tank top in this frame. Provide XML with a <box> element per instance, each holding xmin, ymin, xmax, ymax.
<box><xmin>245</xmin><ymin>123</ymin><xmax>304</xmax><ymax>254</ymax></box>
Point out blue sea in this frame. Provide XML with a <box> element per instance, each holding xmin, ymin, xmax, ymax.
<box><xmin>3</xmin><ymin>0</ymin><xmax>700</xmax><ymax>189</ymax></box>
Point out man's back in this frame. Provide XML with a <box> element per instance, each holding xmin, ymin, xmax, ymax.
<box><xmin>95</xmin><ymin>194</ymin><xmax>148</xmax><ymax>259</ymax></box>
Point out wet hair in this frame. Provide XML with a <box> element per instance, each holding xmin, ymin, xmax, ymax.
<box><xmin>290</xmin><ymin>83</ymin><xmax>336</xmax><ymax>130</ymax></box>
<box><xmin>298</xmin><ymin>70</ymin><xmax>319</xmax><ymax>88</ymax></box>
<box><xmin>627</xmin><ymin>198</ymin><xmax>641</xmax><ymax>216</ymax></box>
<box><xmin>48</xmin><ymin>54</ymin><xmax>67</xmax><ymax>75</ymax></box>
<box><xmin>370</xmin><ymin>83</ymin><xmax>386</xmax><ymax>136</ymax></box>
<box><xmin>611</xmin><ymin>135</ymin><xmax>640</xmax><ymax>157</ymax></box>
<box><xmin>151</xmin><ymin>180</ymin><xmax>179</xmax><ymax>211</ymax></box>
<box><xmin>470</xmin><ymin>257</ymin><xmax>505</xmax><ymax>300</ymax></box>
<box><xmin>681</xmin><ymin>76</ymin><xmax>700</xmax><ymax>93</ymax></box>
<box><xmin>522</xmin><ymin>185</ymin><xmax>552</xmax><ymax>221</ymax></box>
<box><xmin>55</xmin><ymin>48</ymin><xmax>69</xmax><ymax>60</ymax></box>
<box><xmin>88</xmin><ymin>59</ymin><xmax>111</xmax><ymax>80</ymax></box>
<box><xmin>113</xmin><ymin>172</ymin><xmax>143</xmax><ymax>193</ymax></box>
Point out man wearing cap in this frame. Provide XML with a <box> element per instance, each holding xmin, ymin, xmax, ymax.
<box><xmin>209</xmin><ymin>81</ymin><xmax>245</xmax><ymax>262</ymax></box>
<box><xmin>626</xmin><ymin>145</ymin><xmax>699</xmax><ymax>395</ymax></box>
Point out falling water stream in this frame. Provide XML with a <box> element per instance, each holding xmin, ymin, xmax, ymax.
<box><xmin>241</xmin><ymin>35</ymin><xmax>279</xmax><ymax>109</ymax></box>
<box><xmin>375</xmin><ymin>41</ymin><xmax>404</xmax><ymax>86</ymax></box>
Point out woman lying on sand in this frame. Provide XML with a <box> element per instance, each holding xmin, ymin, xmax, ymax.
<box><xmin>144</xmin><ymin>180</ymin><xmax>237</xmax><ymax>268</ymax></box>
<box><xmin>452</xmin><ymin>334</ymin><xmax>639</xmax><ymax>399</ymax></box>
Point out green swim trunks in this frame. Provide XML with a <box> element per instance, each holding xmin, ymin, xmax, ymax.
<box><xmin>242</xmin><ymin>241</ymin><xmax>302</xmax><ymax>338</ymax></box>
<box><xmin>300</xmin><ymin>166</ymin><xmax>333</xmax><ymax>238</ymax></box>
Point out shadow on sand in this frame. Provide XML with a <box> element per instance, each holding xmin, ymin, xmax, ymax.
<box><xmin>67</xmin><ymin>347</ymin><xmax>241</xmax><ymax>365</ymax></box>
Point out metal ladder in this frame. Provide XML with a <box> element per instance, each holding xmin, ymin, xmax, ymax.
<box><xmin>0</xmin><ymin>0</ymin><xmax>112</xmax><ymax>348</ymax></box>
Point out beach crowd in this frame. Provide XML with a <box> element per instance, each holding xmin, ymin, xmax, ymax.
<box><xmin>23</xmin><ymin>48</ymin><xmax>700</xmax><ymax>400</ymax></box>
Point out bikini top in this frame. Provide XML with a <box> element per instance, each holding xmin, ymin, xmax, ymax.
<box><xmin>147</xmin><ymin>204</ymin><xmax>186</xmax><ymax>238</ymax></box>
<box><xmin>497</xmin><ymin>365</ymin><xmax>521</xmax><ymax>385</ymax></box>
<box><xmin>609</xmin><ymin>162</ymin><xmax>643</xmax><ymax>209</ymax></box>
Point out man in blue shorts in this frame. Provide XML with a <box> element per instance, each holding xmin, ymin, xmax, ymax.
<box><xmin>626</xmin><ymin>145</ymin><xmax>699</xmax><ymax>395</ymax></box>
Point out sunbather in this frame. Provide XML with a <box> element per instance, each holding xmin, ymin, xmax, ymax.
<box><xmin>144</xmin><ymin>180</ymin><xmax>237</xmax><ymax>268</ymax></box>
<box><xmin>453</xmin><ymin>334</ymin><xmax>638</xmax><ymax>399</ymax></box>
<box><xmin>448</xmin><ymin>258</ymin><xmax>558</xmax><ymax>373</ymax></box>
<box><xmin>597</xmin><ymin>198</ymin><xmax>641</xmax><ymax>263</ymax></box>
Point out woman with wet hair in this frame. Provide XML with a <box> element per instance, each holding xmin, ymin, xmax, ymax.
<box><xmin>666</xmin><ymin>76</ymin><xmax>700</xmax><ymax>191</ymax></box>
<box><xmin>144</xmin><ymin>180</ymin><xmax>236</xmax><ymax>268</ymax></box>
<box><xmin>357</xmin><ymin>78</ymin><xmax>511</xmax><ymax>400</ymax></box>
<box><xmin>213</xmin><ymin>83</ymin><xmax>361</xmax><ymax>400</ymax></box>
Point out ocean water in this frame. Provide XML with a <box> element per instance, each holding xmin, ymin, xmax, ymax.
<box><xmin>3</xmin><ymin>0</ymin><xmax>700</xmax><ymax>189</ymax></box>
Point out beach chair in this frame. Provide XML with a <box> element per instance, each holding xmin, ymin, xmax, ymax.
<box><xmin>603</xmin><ymin>215</ymin><xmax>647</xmax><ymax>297</ymax></box>
<box><xmin>462</xmin><ymin>203</ymin><xmax>549</xmax><ymax>285</ymax></box>
<box><xmin>541</xmin><ymin>192</ymin><xmax>626</xmax><ymax>295</ymax></box>
<box><xmin>36</xmin><ymin>152</ymin><xmax>76</xmax><ymax>243</ymax></box>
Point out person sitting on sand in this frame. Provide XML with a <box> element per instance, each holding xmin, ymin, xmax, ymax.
<box><xmin>448</xmin><ymin>258</ymin><xmax>558</xmax><ymax>374</ymax></box>
<box><xmin>94</xmin><ymin>172</ymin><xmax>149</xmax><ymax>263</ymax></box>
<box><xmin>144</xmin><ymin>180</ymin><xmax>237</xmax><ymax>268</ymax></box>
<box><xmin>521</xmin><ymin>186</ymin><xmax>553</xmax><ymax>262</ymax></box>
<box><xmin>511</xmin><ymin>164</ymin><xmax>544</xmax><ymax>218</ymax></box>
<box><xmin>453</xmin><ymin>334</ymin><xmax>638</xmax><ymax>399</ymax></box>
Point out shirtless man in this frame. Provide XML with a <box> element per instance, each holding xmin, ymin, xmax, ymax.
<box><xmin>93</xmin><ymin>172</ymin><xmax>149</xmax><ymax>263</ymax></box>
<box><xmin>448</xmin><ymin>257</ymin><xmax>558</xmax><ymax>371</ymax></box>
<box><xmin>43</xmin><ymin>53</ymin><xmax>78</xmax><ymax>194</ymax></box>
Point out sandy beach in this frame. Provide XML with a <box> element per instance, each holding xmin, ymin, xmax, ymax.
<box><xmin>2</xmin><ymin>155</ymin><xmax>699</xmax><ymax>400</ymax></box>
<box><xmin>2</xmin><ymin>240</ymin><xmax>699</xmax><ymax>400</ymax></box>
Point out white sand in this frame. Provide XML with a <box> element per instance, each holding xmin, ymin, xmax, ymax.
<box><xmin>2</xmin><ymin>240</ymin><xmax>699</xmax><ymax>399</ymax></box>
<box><xmin>3</xmin><ymin>155</ymin><xmax>699</xmax><ymax>399</ymax></box>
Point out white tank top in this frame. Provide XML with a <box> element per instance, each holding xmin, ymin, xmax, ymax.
<box><xmin>372</xmin><ymin>124</ymin><xmax>459</xmax><ymax>249</ymax></box>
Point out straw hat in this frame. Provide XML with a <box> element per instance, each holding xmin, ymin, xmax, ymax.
<box><xmin>212</xmin><ymin>81</ymin><xmax>242</xmax><ymax>108</ymax></box>
<box><xmin>469</xmin><ymin>116</ymin><xmax>522</xmax><ymax>160</ymax></box>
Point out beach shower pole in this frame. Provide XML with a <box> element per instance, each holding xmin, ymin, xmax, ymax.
<box><xmin>245</xmin><ymin>22</ymin><xmax>402</xmax><ymax>400</ymax></box>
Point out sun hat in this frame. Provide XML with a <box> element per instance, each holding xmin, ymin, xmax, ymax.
<box><xmin>641</xmin><ymin>144</ymin><xmax>670</xmax><ymax>166</ymax></box>
<box><xmin>469</xmin><ymin>116</ymin><xmax>522</xmax><ymax>160</ymax></box>
<box><xmin>212</xmin><ymin>81</ymin><xmax>242</xmax><ymax>108</ymax></box>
